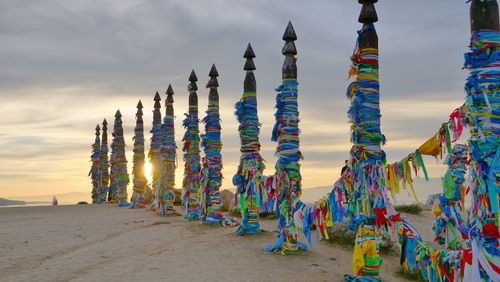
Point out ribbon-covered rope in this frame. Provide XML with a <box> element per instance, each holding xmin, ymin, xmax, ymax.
<box><xmin>431</xmin><ymin>144</ymin><xmax>469</xmax><ymax>249</ymax></box>
<box><xmin>182</xmin><ymin>85</ymin><xmax>202</xmax><ymax>221</ymax></box>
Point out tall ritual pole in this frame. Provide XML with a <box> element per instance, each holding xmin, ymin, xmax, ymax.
<box><xmin>234</xmin><ymin>43</ymin><xmax>267</xmax><ymax>235</ymax></box>
<box><xmin>90</xmin><ymin>124</ymin><xmax>101</xmax><ymax>203</ymax></box>
<box><xmin>156</xmin><ymin>85</ymin><xmax>177</xmax><ymax>215</ymax></box>
<box><xmin>182</xmin><ymin>70</ymin><xmax>202</xmax><ymax>220</ymax></box>
<box><xmin>109</xmin><ymin>116</ymin><xmax>118</xmax><ymax>202</ymax></box>
<box><xmin>462</xmin><ymin>1</ymin><xmax>500</xmax><ymax>280</ymax></box>
<box><xmin>266</xmin><ymin>22</ymin><xmax>305</xmax><ymax>255</ymax></box>
<box><xmin>200</xmin><ymin>64</ymin><xmax>225</xmax><ymax>224</ymax></box>
<box><xmin>150</xmin><ymin>92</ymin><xmax>162</xmax><ymax>211</ymax></box>
<box><xmin>100</xmin><ymin>119</ymin><xmax>110</xmax><ymax>203</ymax></box>
<box><xmin>110</xmin><ymin>110</ymin><xmax>130</xmax><ymax>206</ymax></box>
<box><xmin>345</xmin><ymin>1</ymin><xmax>386</xmax><ymax>278</ymax></box>
<box><xmin>131</xmin><ymin>100</ymin><xmax>147</xmax><ymax>208</ymax></box>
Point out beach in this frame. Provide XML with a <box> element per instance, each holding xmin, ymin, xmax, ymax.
<box><xmin>0</xmin><ymin>204</ymin><xmax>435</xmax><ymax>281</ymax></box>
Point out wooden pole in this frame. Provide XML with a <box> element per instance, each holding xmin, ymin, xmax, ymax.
<box><xmin>100</xmin><ymin>118</ymin><xmax>110</xmax><ymax>203</ymax></box>
<box><xmin>470</xmin><ymin>0</ymin><xmax>499</xmax><ymax>32</ymax></box>
<box><xmin>183</xmin><ymin>70</ymin><xmax>202</xmax><ymax>220</ymax></box>
<box><xmin>131</xmin><ymin>100</ymin><xmax>147</xmax><ymax>208</ymax></box>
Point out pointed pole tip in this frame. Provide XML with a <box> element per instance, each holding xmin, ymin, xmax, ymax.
<box><xmin>166</xmin><ymin>84</ymin><xmax>174</xmax><ymax>95</ymax></box>
<box><xmin>189</xmin><ymin>69</ymin><xmax>198</xmax><ymax>82</ymax></box>
<box><xmin>154</xmin><ymin>91</ymin><xmax>161</xmax><ymax>101</ymax></box>
<box><xmin>283</xmin><ymin>21</ymin><xmax>297</xmax><ymax>41</ymax></box>
<box><xmin>209</xmin><ymin>64</ymin><xmax>219</xmax><ymax>77</ymax></box>
<box><xmin>244</xmin><ymin>43</ymin><xmax>256</xmax><ymax>59</ymax></box>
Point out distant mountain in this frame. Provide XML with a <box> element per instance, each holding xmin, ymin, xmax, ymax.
<box><xmin>0</xmin><ymin>198</ymin><xmax>26</xmax><ymax>206</ymax></box>
<box><xmin>8</xmin><ymin>192</ymin><xmax>90</xmax><ymax>205</ymax></box>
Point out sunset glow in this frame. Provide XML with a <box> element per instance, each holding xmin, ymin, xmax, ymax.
<box><xmin>145</xmin><ymin>161</ymin><xmax>153</xmax><ymax>185</ymax></box>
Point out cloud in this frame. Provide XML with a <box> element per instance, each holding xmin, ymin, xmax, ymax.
<box><xmin>0</xmin><ymin>0</ymin><xmax>472</xmax><ymax>198</ymax></box>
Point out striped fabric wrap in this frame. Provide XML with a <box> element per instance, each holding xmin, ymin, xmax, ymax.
<box><xmin>182</xmin><ymin>85</ymin><xmax>202</xmax><ymax>221</ymax></box>
<box><xmin>233</xmin><ymin>89</ymin><xmax>268</xmax><ymax>235</ymax></box>
<box><xmin>200</xmin><ymin>97</ymin><xmax>226</xmax><ymax>224</ymax></box>
<box><xmin>89</xmin><ymin>133</ymin><xmax>101</xmax><ymax>203</ymax></box>
<box><xmin>156</xmin><ymin>112</ymin><xmax>177</xmax><ymax>216</ymax></box>
<box><xmin>150</xmin><ymin>108</ymin><xmax>162</xmax><ymax>212</ymax></box>
<box><xmin>346</xmin><ymin>25</ymin><xmax>386</xmax><ymax>278</ymax></box>
<box><xmin>99</xmin><ymin>126</ymin><xmax>109</xmax><ymax>203</ymax></box>
<box><xmin>130</xmin><ymin>112</ymin><xmax>147</xmax><ymax>208</ymax></box>
<box><xmin>265</xmin><ymin>78</ymin><xmax>308</xmax><ymax>255</ymax></box>
<box><xmin>110</xmin><ymin>116</ymin><xmax>129</xmax><ymax>206</ymax></box>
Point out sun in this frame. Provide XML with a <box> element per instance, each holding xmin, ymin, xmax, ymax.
<box><xmin>144</xmin><ymin>161</ymin><xmax>153</xmax><ymax>184</ymax></box>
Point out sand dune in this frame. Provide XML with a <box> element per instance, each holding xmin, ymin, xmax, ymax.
<box><xmin>0</xmin><ymin>205</ymin><xmax>434</xmax><ymax>281</ymax></box>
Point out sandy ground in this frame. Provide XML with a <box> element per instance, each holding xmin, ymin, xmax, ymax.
<box><xmin>0</xmin><ymin>205</ymin><xmax>434</xmax><ymax>282</ymax></box>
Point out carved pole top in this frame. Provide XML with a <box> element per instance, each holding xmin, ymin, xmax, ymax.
<box><xmin>358</xmin><ymin>1</ymin><xmax>378</xmax><ymax>49</ymax></box>
<box><xmin>470</xmin><ymin>0</ymin><xmax>499</xmax><ymax>32</ymax></box>
<box><xmin>282</xmin><ymin>21</ymin><xmax>297</xmax><ymax>80</ymax></box>
<box><xmin>166</xmin><ymin>84</ymin><xmax>174</xmax><ymax>116</ymax></box>
<box><xmin>154</xmin><ymin>91</ymin><xmax>161</xmax><ymax>109</ymax></box>
<box><xmin>115</xmin><ymin>109</ymin><xmax>122</xmax><ymax>120</ymax></box>
<box><xmin>244</xmin><ymin>43</ymin><xmax>256</xmax><ymax>71</ymax></box>
<box><xmin>166</xmin><ymin>84</ymin><xmax>174</xmax><ymax>95</ymax></box>
<box><xmin>207</xmin><ymin>64</ymin><xmax>219</xmax><ymax>88</ymax></box>
<box><xmin>359</xmin><ymin>3</ymin><xmax>378</xmax><ymax>24</ymax></box>
<box><xmin>95</xmin><ymin>124</ymin><xmax>100</xmax><ymax>135</ymax></box>
<box><xmin>283</xmin><ymin>21</ymin><xmax>297</xmax><ymax>41</ymax></box>
<box><xmin>209</xmin><ymin>63</ymin><xmax>219</xmax><ymax>77</ymax></box>
<box><xmin>136</xmin><ymin>100</ymin><xmax>143</xmax><ymax>116</ymax></box>
<box><xmin>166</xmin><ymin>84</ymin><xmax>174</xmax><ymax>104</ymax></box>
<box><xmin>188</xmin><ymin>70</ymin><xmax>198</xmax><ymax>113</ymax></box>
<box><xmin>189</xmin><ymin>69</ymin><xmax>198</xmax><ymax>91</ymax></box>
<box><xmin>244</xmin><ymin>43</ymin><xmax>256</xmax><ymax>58</ymax></box>
<box><xmin>244</xmin><ymin>43</ymin><xmax>256</xmax><ymax>93</ymax></box>
<box><xmin>102</xmin><ymin>119</ymin><xmax>108</xmax><ymax>131</ymax></box>
<box><xmin>189</xmin><ymin>69</ymin><xmax>198</xmax><ymax>82</ymax></box>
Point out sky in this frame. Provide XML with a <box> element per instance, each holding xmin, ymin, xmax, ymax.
<box><xmin>0</xmin><ymin>0</ymin><xmax>472</xmax><ymax>200</ymax></box>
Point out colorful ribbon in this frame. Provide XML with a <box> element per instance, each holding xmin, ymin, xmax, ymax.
<box><xmin>109</xmin><ymin>114</ymin><xmax>129</xmax><ymax>206</ymax></box>
<box><xmin>182</xmin><ymin>83</ymin><xmax>202</xmax><ymax>221</ymax></box>
<box><xmin>89</xmin><ymin>128</ymin><xmax>101</xmax><ymax>203</ymax></box>
<box><xmin>156</xmin><ymin>111</ymin><xmax>177</xmax><ymax>215</ymax></box>
<box><xmin>130</xmin><ymin>107</ymin><xmax>147</xmax><ymax>208</ymax></box>
<box><xmin>233</xmin><ymin>89</ymin><xmax>269</xmax><ymax>235</ymax></box>
<box><xmin>265</xmin><ymin>78</ymin><xmax>307</xmax><ymax>255</ymax></box>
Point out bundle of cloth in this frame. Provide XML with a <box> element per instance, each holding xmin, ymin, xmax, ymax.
<box><xmin>182</xmin><ymin>83</ymin><xmax>202</xmax><ymax>221</ymax></box>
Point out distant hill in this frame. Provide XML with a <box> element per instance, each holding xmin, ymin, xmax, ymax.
<box><xmin>0</xmin><ymin>198</ymin><xmax>26</xmax><ymax>206</ymax></box>
<box><xmin>4</xmin><ymin>178</ymin><xmax>442</xmax><ymax>207</ymax></box>
<box><xmin>8</xmin><ymin>192</ymin><xmax>90</xmax><ymax>205</ymax></box>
